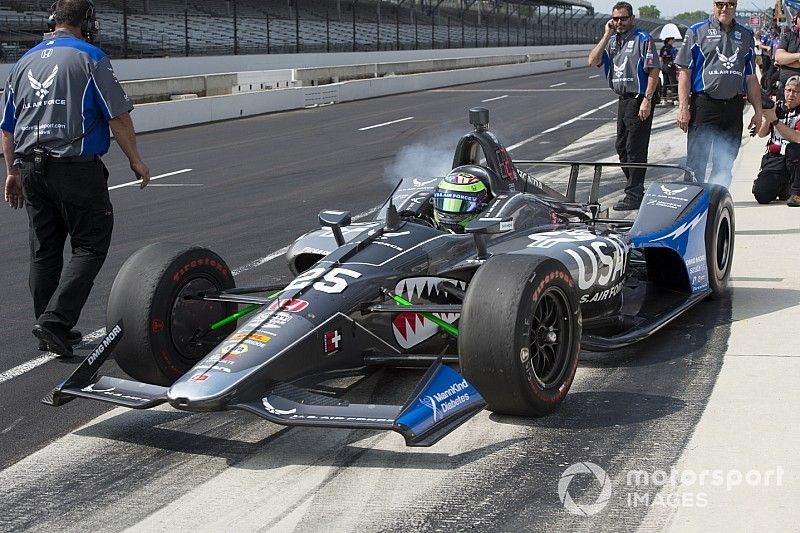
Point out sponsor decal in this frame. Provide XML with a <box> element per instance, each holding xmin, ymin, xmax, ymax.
<box><xmin>40</xmin><ymin>48</ymin><xmax>53</xmax><ymax>59</ymax></box>
<box><xmin>268</xmin><ymin>298</ymin><xmax>309</xmax><ymax>312</ymax></box>
<box><xmin>499</xmin><ymin>220</ymin><xmax>514</xmax><ymax>231</ymax></box>
<box><xmin>190</xmin><ymin>373</ymin><xmax>209</xmax><ymax>382</ymax></box>
<box><xmin>324</xmin><ymin>330</ymin><xmax>341</xmax><ymax>354</ymax></box>
<box><xmin>420</xmin><ymin>378</ymin><xmax>471</xmax><ymax>422</ymax></box>
<box><xmin>28</xmin><ymin>65</ymin><xmax>58</xmax><ymax>99</ymax></box>
<box><xmin>172</xmin><ymin>258</ymin><xmax>229</xmax><ymax>283</ymax></box>
<box><xmin>392</xmin><ymin>277</ymin><xmax>464</xmax><ymax>348</ymax></box>
<box><xmin>646</xmin><ymin>199</ymin><xmax>683</xmax><ymax>210</ymax></box>
<box><xmin>231</xmin><ymin>332</ymin><xmax>271</xmax><ymax>343</ymax></box>
<box><xmin>613</xmin><ymin>56</ymin><xmax>629</xmax><ymax>78</ymax></box>
<box><xmin>660</xmin><ymin>185</ymin><xmax>688</xmax><ymax>196</ymax></box>
<box><xmin>86</xmin><ymin>323</ymin><xmax>122</xmax><ymax>366</ymax></box>
<box><xmin>527</xmin><ymin>230</ymin><xmax>629</xmax><ymax>291</ymax></box>
<box><xmin>412</xmin><ymin>177</ymin><xmax>438</xmax><ymax>187</ymax></box>
<box><xmin>734</xmin><ymin>31</ymin><xmax>741</xmax><ymax>41</ymax></box>
<box><xmin>151</xmin><ymin>319</ymin><xmax>164</xmax><ymax>333</ymax></box>
<box><xmin>220</xmin><ymin>343</ymin><xmax>249</xmax><ymax>355</ymax></box>
<box><xmin>626</xmin><ymin>41</ymin><xmax>634</xmax><ymax>51</ymax></box>
<box><xmin>708</xmin><ymin>28</ymin><xmax>719</xmax><ymax>36</ymax></box>
<box><xmin>580</xmin><ymin>280</ymin><xmax>624</xmax><ymax>304</ymax></box>
<box><xmin>496</xmin><ymin>145</ymin><xmax>515</xmax><ymax>181</ymax></box>
<box><xmin>716</xmin><ymin>47</ymin><xmax>739</xmax><ymax>70</ymax></box>
<box><xmin>80</xmin><ymin>384</ymin><xmax>149</xmax><ymax>403</ymax></box>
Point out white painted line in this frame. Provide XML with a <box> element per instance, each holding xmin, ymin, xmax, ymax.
<box><xmin>145</xmin><ymin>183</ymin><xmax>204</xmax><ymax>187</ymax></box>
<box><xmin>589</xmin><ymin>74</ymin><xmax>601</xmax><ymax>79</ymax></box>
<box><xmin>108</xmin><ymin>168</ymin><xmax>192</xmax><ymax>190</ymax></box>
<box><xmin>0</xmin><ymin>354</ymin><xmax>58</xmax><ymax>385</ymax></box>
<box><xmin>481</xmin><ymin>94</ymin><xmax>508</xmax><ymax>103</ymax></box>
<box><xmin>506</xmin><ymin>99</ymin><xmax>617</xmax><ymax>152</ymax></box>
<box><xmin>357</xmin><ymin>117</ymin><xmax>414</xmax><ymax>131</ymax></box>
<box><xmin>549</xmin><ymin>82</ymin><xmax>567</xmax><ymax>88</ymax></box>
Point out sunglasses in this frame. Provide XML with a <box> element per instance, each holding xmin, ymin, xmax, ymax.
<box><xmin>714</xmin><ymin>2</ymin><xmax>737</xmax><ymax>9</ymax></box>
<box><xmin>612</xmin><ymin>15</ymin><xmax>632</xmax><ymax>22</ymax></box>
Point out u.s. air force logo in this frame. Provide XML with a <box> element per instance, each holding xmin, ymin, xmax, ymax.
<box><xmin>27</xmin><ymin>65</ymin><xmax>58</xmax><ymax>99</ymax></box>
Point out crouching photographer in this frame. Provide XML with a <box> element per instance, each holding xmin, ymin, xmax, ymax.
<box><xmin>754</xmin><ymin>76</ymin><xmax>800</xmax><ymax>206</ymax></box>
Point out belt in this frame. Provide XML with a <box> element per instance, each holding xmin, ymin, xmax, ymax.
<box><xmin>695</xmin><ymin>93</ymin><xmax>743</xmax><ymax>103</ymax></box>
<box><xmin>19</xmin><ymin>154</ymin><xmax>100</xmax><ymax>163</ymax></box>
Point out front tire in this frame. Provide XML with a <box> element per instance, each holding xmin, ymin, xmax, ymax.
<box><xmin>107</xmin><ymin>243</ymin><xmax>237</xmax><ymax>386</ymax></box>
<box><xmin>459</xmin><ymin>255</ymin><xmax>581</xmax><ymax>416</ymax></box>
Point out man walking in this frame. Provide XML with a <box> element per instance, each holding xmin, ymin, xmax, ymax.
<box><xmin>1</xmin><ymin>0</ymin><xmax>150</xmax><ymax>356</ymax></box>
<box><xmin>675</xmin><ymin>1</ymin><xmax>762</xmax><ymax>186</ymax></box>
<box><xmin>588</xmin><ymin>1</ymin><xmax>660</xmax><ymax>211</ymax></box>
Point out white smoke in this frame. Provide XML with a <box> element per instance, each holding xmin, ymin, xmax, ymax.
<box><xmin>687</xmin><ymin>126</ymin><xmax>743</xmax><ymax>189</ymax></box>
<box><xmin>384</xmin><ymin>131</ymin><xmax>463</xmax><ymax>183</ymax></box>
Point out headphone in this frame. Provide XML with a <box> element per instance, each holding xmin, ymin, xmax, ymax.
<box><xmin>47</xmin><ymin>0</ymin><xmax>98</xmax><ymax>42</ymax></box>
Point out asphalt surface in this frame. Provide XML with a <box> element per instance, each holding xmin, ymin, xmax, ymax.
<box><xmin>0</xmin><ymin>67</ymin><xmax>733</xmax><ymax>531</ymax></box>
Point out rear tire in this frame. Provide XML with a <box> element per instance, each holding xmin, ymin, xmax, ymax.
<box><xmin>459</xmin><ymin>255</ymin><xmax>581</xmax><ymax>416</ymax></box>
<box><xmin>108</xmin><ymin>243</ymin><xmax>236</xmax><ymax>386</ymax></box>
<box><xmin>704</xmin><ymin>185</ymin><xmax>734</xmax><ymax>298</ymax></box>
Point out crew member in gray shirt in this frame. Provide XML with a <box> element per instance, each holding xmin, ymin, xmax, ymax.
<box><xmin>675</xmin><ymin>1</ymin><xmax>762</xmax><ymax>186</ymax></box>
<box><xmin>588</xmin><ymin>1</ymin><xmax>660</xmax><ymax>211</ymax></box>
<box><xmin>1</xmin><ymin>0</ymin><xmax>150</xmax><ymax>356</ymax></box>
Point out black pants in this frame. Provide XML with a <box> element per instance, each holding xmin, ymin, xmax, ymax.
<box><xmin>616</xmin><ymin>95</ymin><xmax>654</xmax><ymax>201</ymax></box>
<box><xmin>686</xmin><ymin>94</ymin><xmax>745</xmax><ymax>187</ymax></box>
<box><xmin>753</xmin><ymin>153</ymin><xmax>793</xmax><ymax>203</ymax></box>
<box><xmin>20</xmin><ymin>158</ymin><xmax>113</xmax><ymax>336</ymax></box>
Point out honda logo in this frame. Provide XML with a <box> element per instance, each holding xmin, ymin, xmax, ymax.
<box><xmin>40</xmin><ymin>48</ymin><xmax>53</xmax><ymax>59</ymax></box>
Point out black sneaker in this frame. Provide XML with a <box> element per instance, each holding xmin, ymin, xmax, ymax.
<box><xmin>613</xmin><ymin>196</ymin><xmax>642</xmax><ymax>211</ymax></box>
<box><xmin>38</xmin><ymin>329</ymin><xmax>82</xmax><ymax>351</ymax></box>
<box><xmin>32</xmin><ymin>324</ymin><xmax>74</xmax><ymax>358</ymax></box>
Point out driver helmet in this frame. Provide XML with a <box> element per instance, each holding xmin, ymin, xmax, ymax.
<box><xmin>433</xmin><ymin>166</ymin><xmax>492</xmax><ymax>233</ymax></box>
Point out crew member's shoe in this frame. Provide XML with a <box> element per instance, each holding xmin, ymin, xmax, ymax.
<box><xmin>612</xmin><ymin>196</ymin><xmax>642</xmax><ymax>211</ymax></box>
<box><xmin>787</xmin><ymin>194</ymin><xmax>800</xmax><ymax>207</ymax></box>
<box><xmin>778</xmin><ymin>183</ymin><xmax>791</xmax><ymax>201</ymax></box>
<box><xmin>32</xmin><ymin>324</ymin><xmax>74</xmax><ymax>358</ymax></box>
<box><xmin>38</xmin><ymin>329</ymin><xmax>82</xmax><ymax>351</ymax></box>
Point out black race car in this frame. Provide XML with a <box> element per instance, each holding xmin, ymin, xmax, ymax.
<box><xmin>45</xmin><ymin>108</ymin><xmax>734</xmax><ymax>447</ymax></box>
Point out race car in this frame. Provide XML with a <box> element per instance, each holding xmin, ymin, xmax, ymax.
<box><xmin>44</xmin><ymin>107</ymin><xmax>734</xmax><ymax>447</ymax></box>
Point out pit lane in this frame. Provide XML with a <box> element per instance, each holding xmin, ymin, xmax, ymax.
<box><xmin>0</xmin><ymin>66</ymin><xmax>733</xmax><ymax>531</ymax></box>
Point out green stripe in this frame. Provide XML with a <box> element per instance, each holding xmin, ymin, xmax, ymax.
<box><xmin>438</xmin><ymin>181</ymin><xmax>487</xmax><ymax>193</ymax></box>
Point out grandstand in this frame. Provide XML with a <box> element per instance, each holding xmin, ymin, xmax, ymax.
<box><xmin>0</xmin><ymin>0</ymin><xmax>656</xmax><ymax>62</ymax></box>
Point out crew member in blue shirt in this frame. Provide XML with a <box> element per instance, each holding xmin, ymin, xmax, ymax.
<box><xmin>1</xmin><ymin>0</ymin><xmax>150</xmax><ymax>356</ymax></box>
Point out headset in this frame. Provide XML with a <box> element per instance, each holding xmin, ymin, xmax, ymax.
<box><xmin>47</xmin><ymin>0</ymin><xmax>98</xmax><ymax>42</ymax></box>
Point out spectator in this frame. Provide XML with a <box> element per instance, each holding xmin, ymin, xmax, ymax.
<box><xmin>754</xmin><ymin>76</ymin><xmax>800</xmax><ymax>206</ymax></box>
<box><xmin>675</xmin><ymin>1</ymin><xmax>762</xmax><ymax>187</ymax></box>
<box><xmin>588</xmin><ymin>1</ymin><xmax>660</xmax><ymax>211</ymax></box>
<box><xmin>660</xmin><ymin>37</ymin><xmax>678</xmax><ymax>98</ymax></box>
<box><xmin>774</xmin><ymin>16</ymin><xmax>800</xmax><ymax>100</ymax></box>
<box><xmin>1</xmin><ymin>0</ymin><xmax>150</xmax><ymax>356</ymax></box>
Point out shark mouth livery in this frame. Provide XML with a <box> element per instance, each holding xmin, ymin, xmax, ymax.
<box><xmin>392</xmin><ymin>277</ymin><xmax>465</xmax><ymax>348</ymax></box>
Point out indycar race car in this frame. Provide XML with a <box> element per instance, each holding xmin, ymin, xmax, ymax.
<box><xmin>45</xmin><ymin>108</ymin><xmax>734</xmax><ymax>447</ymax></box>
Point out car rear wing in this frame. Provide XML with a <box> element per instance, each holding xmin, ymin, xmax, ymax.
<box><xmin>513</xmin><ymin>160</ymin><xmax>696</xmax><ymax>204</ymax></box>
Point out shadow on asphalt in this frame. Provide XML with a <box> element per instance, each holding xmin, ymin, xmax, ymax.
<box><xmin>489</xmin><ymin>391</ymin><xmax>685</xmax><ymax>430</ymax></box>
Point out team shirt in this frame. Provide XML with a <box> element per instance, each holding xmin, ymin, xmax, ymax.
<box><xmin>768</xmin><ymin>106</ymin><xmax>800</xmax><ymax>155</ymax></box>
<box><xmin>601</xmin><ymin>27</ymin><xmax>660</xmax><ymax>96</ymax></box>
<box><xmin>0</xmin><ymin>31</ymin><xmax>132</xmax><ymax>158</ymax></box>
<box><xmin>675</xmin><ymin>17</ymin><xmax>756</xmax><ymax>100</ymax></box>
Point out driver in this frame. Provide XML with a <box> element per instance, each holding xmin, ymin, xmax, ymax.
<box><xmin>433</xmin><ymin>165</ymin><xmax>492</xmax><ymax>233</ymax></box>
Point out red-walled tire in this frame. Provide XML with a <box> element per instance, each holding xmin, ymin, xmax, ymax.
<box><xmin>459</xmin><ymin>255</ymin><xmax>581</xmax><ymax>416</ymax></box>
<box><xmin>107</xmin><ymin>243</ymin><xmax>236</xmax><ymax>386</ymax></box>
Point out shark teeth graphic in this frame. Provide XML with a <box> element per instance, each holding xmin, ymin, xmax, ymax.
<box><xmin>392</xmin><ymin>277</ymin><xmax>465</xmax><ymax>349</ymax></box>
